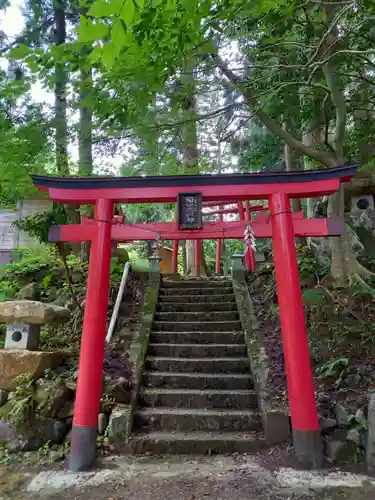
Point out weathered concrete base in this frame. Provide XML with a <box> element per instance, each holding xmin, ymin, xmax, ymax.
<box><xmin>68</xmin><ymin>424</ymin><xmax>97</xmax><ymax>472</ymax></box>
<box><xmin>293</xmin><ymin>428</ymin><xmax>324</xmax><ymax>469</ymax></box>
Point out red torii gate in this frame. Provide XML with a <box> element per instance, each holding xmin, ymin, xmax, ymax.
<box><xmin>32</xmin><ymin>164</ymin><xmax>356</xmax><ymax>472</ymax></box>
<box><xmin>203</xmin><ymin>201</ymin><xmax>267</xmax><ymax>273</ymax></box>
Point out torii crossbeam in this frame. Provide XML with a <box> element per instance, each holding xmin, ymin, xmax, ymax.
<box><xmin>32</xmin><ymin>164</ymin><xmax>357</xmax><ymax>472</ymax></box>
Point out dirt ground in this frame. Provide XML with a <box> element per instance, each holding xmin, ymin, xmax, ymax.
<box><xmin>2</xmin><ymin>453</ymin><xmax>375</xmax><ymax>500</ymax></box>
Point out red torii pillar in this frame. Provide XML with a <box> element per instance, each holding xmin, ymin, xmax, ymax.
<box><xmin>269</xmin><ymin>192</ymin><xmax>321</xmax><ymax>466</ymax></box>
<box><xmin>237</xmin><ymin>201</ymin><xmax>254</xmax><ymax>271</ymax></box>
<box><xmin>172</xmin><ymin>239</ymin><xmax>179</xmax><ymax>273</ymax></box>
<box><xmin>70</xmin><ymin>199</ymin><xmax>114</xmax><ymax>471</ymax></box>
<box><xmin>215</xmin><ymin>212</ymin><xmax>223</xmax><ymax>275</ymax></box>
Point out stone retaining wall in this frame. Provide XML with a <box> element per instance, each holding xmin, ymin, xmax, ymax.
<box><xmin>231</xmin><ymin>254</ymin><xmax>291</xmax><ymax>445</ymax></box>
<box><xmin>108</xmin><ymin>257</ymin><xmax>161</xmax><ymax>444</ymax></box>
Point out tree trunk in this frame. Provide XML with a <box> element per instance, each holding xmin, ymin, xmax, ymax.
<box><xmin>328</xmin><ymin>184</ymin><xmax>374</xmax><ymax>284</ymax></box>
<box><xmin>78</xmin><ymin>63</ymin><xmax>93</xmax><ymax>261</ymax></box>
<box><xmin>54</xmin><ymin>0</ymin><xmax>68</xmax><ymax>176</ymax></box>
<box><xmin>179</xmin><ymin>58</ymin><xmax>207</xmax><ymax>277</ymax></box>
<box><xmin>53</xmin><ymin>0</ymin><xmax>81</xmax><ymax>253</ymax></box>
<box><xmin>284</xmin><ymin>142</ymin><xmax>301</xmax><ymax>213</ymax></box>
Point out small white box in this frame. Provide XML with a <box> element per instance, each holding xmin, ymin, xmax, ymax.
<box><xmin>351</xmin><ymin>195</ymin><xmax>374</xmax><ymax>212</ymax></box>
<box><xmin>5</xmin><ymin>323</ymin><xmax>41</xmax><ymax>350</ymax></box>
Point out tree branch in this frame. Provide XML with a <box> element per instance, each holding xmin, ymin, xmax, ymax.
<box><xmin>215</xmin><ymin>55</ymin><xmax>337</xmax><ymax>167</ymax></box>
<box><xmin>322</xmin><ymin>4</ymin><xmax>347</xmax><ymax>160</ymax></box>
<box><xmin>0</xmin><ymin>18</ymin><xmax>54</xmax><ymax>54</ymax></box>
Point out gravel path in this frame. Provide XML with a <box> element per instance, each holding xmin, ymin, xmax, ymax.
<box><xmin>3</xmin><ymin>454</ymin><xmax>374</xmax><ymax>500</ymax></box>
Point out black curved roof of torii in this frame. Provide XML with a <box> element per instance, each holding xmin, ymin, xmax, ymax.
<box><xmin>32</xmin><ymin>164</ymin><xmax>358</xmax><ymax>190</ymax></box>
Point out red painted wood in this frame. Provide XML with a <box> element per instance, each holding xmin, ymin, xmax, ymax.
<box><xmin>270</xmin><ymin>193</ymin><xmax>319</xmax><ymax>431</ymax></box>
<box><xmin>44</xmin><ymin>178</ymin><xmax>341</xmax><ymax>204</ymax></box>
<box><xmin>73</xmin><ymin>199</ymin><xmax>114</xmax><ymax>428</ymax></box>
<box><xmin>49</xmin><ymin>217</ymin><xmax>342</xmax><ymax>242</ymax></box>
<box><xmin>172</xmin><ymin>240</ymin><xmax>179</xmax><ymax>273</ymax></box>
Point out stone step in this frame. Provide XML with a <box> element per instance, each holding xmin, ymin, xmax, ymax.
<box><xmin>153</xmin><ymin>321</ymin><xmax>242</xmax><ymax>332</ymax></box>
<box><xmin>126</xmin><ymin>431</ymin><xmax>266</xmax><ymax>455</ymax></box>
<box><xmin>143</xmin><ymin>371</ymin><xmax>254</xmax><ymax>390</ymax></box>
<box><xmin>158</xmin><ymin>302</ymin><xmax>238</xmax><ymax>313</ymax></box>
<box><xmin>159</xmin><ymin>294</ymin><xmax>236</xmax><ymax>304</ymax></box>
<box><xmin>154</xmin><ymin>311</ymin><xmax>240</xmax><ymax>322</ymax></box>
<box><xmin>162</xmin><ymin>280</ymin><xmax>232</xmax><ymax>289</ymax></box>
<box><xmin>146</xmin><ymin>357</ymin><xmax>249</xmax><ymax>373</ymax></box>
<box><xmin>160</xmin><ymin>287</ymin><xmax>233</xmax><ymax>296</ymax></box>
<box><xmin>135</xmin><ymin>407</ymin><xmax>261</xmax><ymax>432</ymax></box>
<box><xmin>149</xmin><ymin>331</ymin><xmax>245</xmax><ymax>345</ymax></box>
<box><xmin>140</xmin><ymin>388</ymin><xmax>258</xmax><ymax>409</ymax></box>
<box><xmin>148</xmin><ymin>343</ymin><xmax>247</xmax><ymax>358</ymax></box>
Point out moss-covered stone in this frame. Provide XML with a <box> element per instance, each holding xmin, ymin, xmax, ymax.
<box><xmin>231</xmin><ymin>256</ymin><xmax>291</xmax><ymax>445</ymax></box>
<box><xmin>34</xmin><ymin>379</ymin><xmax>74</xmax><ymax>418</ymax></box>
<box><xmin>123</xmin><ymin>259</ymin><xmax>161</xmax><ymax>441</ymax></box>
<box><xmin>107</xmin><ymin>404</ymin><xmax>132</xmax><ymax>442</ymax></box>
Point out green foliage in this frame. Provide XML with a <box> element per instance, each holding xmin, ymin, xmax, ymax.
<box><xmin>316</xmin><ymin>358</ymin><xmax>349</xmax><ymax>380</ymax></box>
<box><xmin>302</xmin><ymin>288</ymin><xmax>326</xmax><ymax>305</ymax></box>
<box><xmin>296</xmin><ymin>245</ymin><xmax>328</xmax><ymax>279</ymax></box>
<box><xmin>14</xmin><ymin>206</ymin><xmax>69</xmax><ymax>245</ymax></box>
<box><xmin>0</xmin><ymin>279</ymin><xmax>18</xmax><ymax>302</ymax></box>
<box><xmin>5</xmin><ymin>374</ymin><xmax>36</xmax><ymax>428</ymax></box>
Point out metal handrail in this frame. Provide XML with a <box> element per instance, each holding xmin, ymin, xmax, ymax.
<box><xmin>106</xmin><ymin>261</ymin><xmax>132</xmax><ymax>343</ymax></box>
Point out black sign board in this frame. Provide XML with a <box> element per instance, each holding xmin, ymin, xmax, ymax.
<box><xmin>177</xmin><ymin>192</ymin><xmax>203</xmax><ymax>230</ymax></box>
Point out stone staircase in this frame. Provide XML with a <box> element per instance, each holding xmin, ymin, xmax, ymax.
<box><xmin>129</xmin><ymin>279</ymin><xmax>265</xmax><ymax>454</ymax></box>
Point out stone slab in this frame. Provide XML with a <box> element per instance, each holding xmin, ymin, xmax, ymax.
<box><xmin>143</xmin><ymin>371</ymin><xmax>254</xmax><ymax>390</ymax></box>
<box><xmin>0</xmin><ymin>349</ymin><xmax>64</xmax><ymax>391</ymax></box>
<box><xmin>0</xmin><ymin>300</ymin><xmax>70</xmax><ymax>325</ymax></box>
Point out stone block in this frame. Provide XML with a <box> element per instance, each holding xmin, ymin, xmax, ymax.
<box><xmin>18</xmin><ymin>283</ymin><xmax>41</xmax><ymax>301</ymax></box>
<box><xmin>0</xmin><ymin>300</ymin><xmax>70</xmax><ymax>325</ymax></box>
<box><xmin>9</xmin><ymin>417</ymin><xmax>68</xmax><ymax>452</ymax></box>
<box><xmin>319</xmin><ymin>416</ymin><xmax>337</xmax><ymax>434</ymax></box>
<box><xmin>0</xmin><ymin>390</ymin><xmax>9</xmax><ymax>406</ymax></box>
<box><xmin>5</xmin><ymin>323</ymin><xmax>41</xmax><ymax>350</ymax></box>
<box><xmin>263</xmin><ymin>410</ymin><xmax>291</xmax><ymax>445</ymax></box>
<box><xmin>35</xmin><ymin>379</ymin><xmax>74</xmax><ymax>418</ymax></box>
<box><xmin>325</xmin><ymin>437</ymin><xmax>357</xmax><ymax>464</ymax></box>
<box><xmin>98</xmin><ymin>413</ymin><xmax>109</xmax><ymax>435</ymax></box>
<box><xmin>107</xmin><ymin>404</ymin><xmax>132</xmax><ymax>442</ymax></box>
<box><xmin>0</xmin><ymin>350</ymin><xmax>64</xmax><ymax>391</ymax></box>
<box><xmin>334</xmin><ymin>403</ymin><xmax>350</xmax><ymax>427</ymax></box>
<box><xmin>102</xmin><ymin>377</ymin><xmax>132</xmax><ymax>404</ymax></box>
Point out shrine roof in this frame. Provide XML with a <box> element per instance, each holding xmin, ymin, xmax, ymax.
<box><xmin>32</xmin><ymin>164</ymin><xmax>357</xmax><ymax>190</ymax></box>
